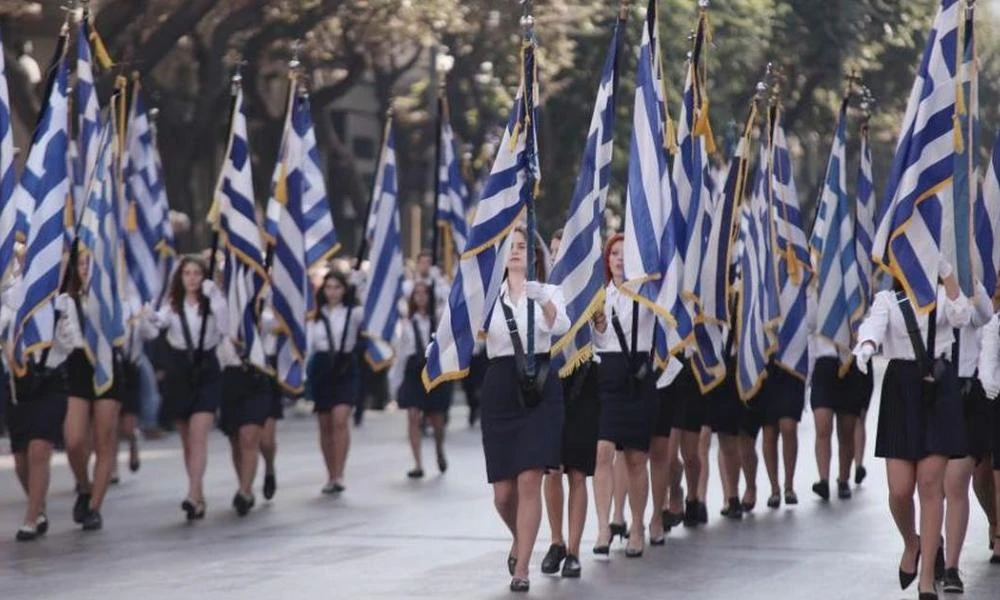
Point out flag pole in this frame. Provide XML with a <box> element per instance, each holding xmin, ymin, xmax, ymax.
<box><xmin>429</xmin><ymin>85</ymin><xmax>445</xmax><ymax>326</ymax></box>
<box><xmin>521</xmin><ymin>1</ymin><xmax>538</xmax><ymax>377</ymax></box>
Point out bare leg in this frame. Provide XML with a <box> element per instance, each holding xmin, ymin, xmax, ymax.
<box><xmin>835</xmin><ymin>414</ymin><xmax>857</xmax><ymax>484</ymax></box>
<box><xmin>813</xmin><ymin>408</ymin><xmax>834</xmax><ymax>482</ymax></box>
<box><xmin>886</xmin><ymin>458</ymin><xmax>919</xmax><ymax>579</ymax></box>
<box><xmin>971</xmin><ymin>457</ymin><xmax>995</xmax><ymax>544</ymax></box>
<box><xmin>566</xmin><ymin>471</ymin><xmax>588</xmax><ymax>557</ymax></box>
<box><xmin>429</xmin><ymin>412</ymin><xmax>447</xmax><ymax>468</ymax></box>
<box><xmin>317</xmin><ymin>413</ymin><xmax>336</xmax><ymax>482</ymax></box>
<box><xmin>678</xmin><ymin>429</ymin><xmax>701</xmax><ymax>502</ymax></box>
<box><xmin>915</xmin><ymin>455</ymin><xmax>947</xmax><ymax>593</ymax></box>
<box><xmin>513</xmin><ymin>469</ymin><xmax>544</xmax><ymax>580</ymax></box>
<box><xmin>24</xmin><ymin>441</ymin><xmax>54</xmax><ymax>527</ymax></box>
<box><xmin>238</xmin><ymin>425</ymin><xmax>262</xmax><ymax>495</ymax></box>
<box><xmin>697</xmin><ymin>427</ymin><xmax>711</xmax><ymax>502</ymax></box>
<box><xmin>648</xmin><ymin>435</ymin><xmax>670</xmax><ymax>539</ymax></box>
<box><xmin>854</xmin><ymin>409</ymin><xmax>868</xmax><ymax>474</ymax></box>
<box><xmin>331</xmin><ymin>404</ymin><xmax>352</xmax><ymax>483</ymax></box>
<box><xmin>184</xmin><ymin>412</ymin><xmax>214</xmax><ymax>503</ymax></box>
<box><xmin>260</xmin><ymin>417</ymin><xmax>278</xmax><ymax>475</ymax></box>
<box><xmin>993</xmin><ymin>470</ymin><xmax>1000</xmax><ymax>559</ymax></box>
<box><xmin>593</xmin><ymin>441</ymin><xmax>615</xmax><ymax>546</ymax></box>
<box><xmin>740</xmin><ymin>433</ymin><xmax>759</xmax><ymax>506</ymax></box>
<box><xmin>492</xmin><ymin>479</ymin><xmax>519</xmax><ymax>563</ymax></box>
<box><xmin>89</xmin><ymin>399</ymin><xmax>121</xmax><ymax>511</ymax></box>
<box><xmin>63</xmin><ymin>397</ymin><xmax>92</xmax><ymax>494</ymax></box>
<box><xmin>406</xmin><ymin>408</ymin><xmax>422</xmax><ymax>471</ymax></box>
<box><xmin>719</xmin><ymin>433</ymin><xmax>741</xmax><ymax>502</ymax></box>
<box><xmin>779</xmin><ymin>418</ymin><xmax>798</xmax><ymax>493</ymax></box>
<box><xmin>624</xmin><ymin>449</ymin><xmax>650</xmax><ymax>551</ymax></box>
<box><xmin>612</xmin><ymin>451</ymin><xmax>628</xmax><ymax>524</ymax></box>
<box><xmin>943</xmin><ymin>457</ymin><xmax>974</xmax><ymax>569</ymax></box>
<box><xmin>543</xmin><ymin>471</ymin><xmax>565</xmax><ymax>546</ymax></box>
<box><xmin>14</xmin><ymin>452</ymin><xmax>28</xmax><ymax>495</ymax></box>
<box><xmin>666</xmin><ymin>432</ymin><xmax>684</xmax><ymax>514</ymax></box>
<box><xmin>762</xmin><ymin>425</ymin><xmax>780</xmax><ymax>499</ymax></box>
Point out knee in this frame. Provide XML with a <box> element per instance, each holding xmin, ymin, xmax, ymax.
<box><xmin>494</xmin><ymin>489</ymin><xmax>515</xmax><ymax>513</ymax></box>
<box><xmin>624</xmin><ymin>451</ymin><xmax>648</xmax><ymax>472</ymax></box>
<box><xmin>780</xmin><ymin>421</ymin><xmax>797</xmax><ymax>437</ymax></box>
<box><xmin>596</xmin><ymin>445</ymin><xmax>615</xmax><ymax>468</ymax></box>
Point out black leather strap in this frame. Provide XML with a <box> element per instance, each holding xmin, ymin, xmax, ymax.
<box><xmin>896</xmin><ymin>290</ymin><xmax>935</xmax><ymax>377</ymax></box>
<box><xmin>500</xmin><ymin>296</ymin><xmax>529</xmax><ymax>377</ymax></box>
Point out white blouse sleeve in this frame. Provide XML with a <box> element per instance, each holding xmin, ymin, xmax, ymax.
<box><xmin>539</xmin><ymin>285</ymin><xmax>571</xmax><ymax>337</ymax></box>
<box><xmin>978</xmin><ymin>314</ymin><xmax>1000</xmax><ymax>398</ymax></box>
<box><xmin>854</xmin><ymin>290</ymin><xmax>891</xmax><ymax>351</ymax></box>
<box><xmin>941</xmin><ymin>291</ymin><xmax>971</xmax><ymax>329</ymax></box>
<box><xmin>388</xmin><ymin>321</ymin><xmax>411</xmax><ymax>396</ymax></box>
<box><xmin>970</xmin><ymin>282</ymin><xmax>994</xmax><ymax>329</ymax></box>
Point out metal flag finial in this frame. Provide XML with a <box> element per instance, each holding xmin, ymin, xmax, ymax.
<box><xmin>289</xmin><ymin>40</ymin><xmax>302</xmax><ymax>70</ymax></box>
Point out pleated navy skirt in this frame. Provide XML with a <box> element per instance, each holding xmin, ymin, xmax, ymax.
<box><xmin>875</xmin><ymin>359</ymin><xmax>966</xmax><ymax>461</ymax></box>
<box><xmin>398</xmin><ymin>357</ymin><xmax>452</xmax><ymax>414</ymax></box>
<box><xmin>480</xmin><ymin>355</ymin><xmax>563</xmax><ymax>483</ymax></box>
<box><xmin>560</xmin><ymin>362</ymin><xmax>600</xmax><ymax>476</ymax></box>
<box><xmin>308</xmin><ymin>351</ymin><xmax>360</xmax><ymax>413</ymax></box>
<box><xmin>597</xmin><ymin>352</ymin><xmax>656</xmax><ymax>452</ymax></box>
<box><xmin>758</xmin><ymin>363</ymin><xmax>805</xmax><ymax>425</ymax></box>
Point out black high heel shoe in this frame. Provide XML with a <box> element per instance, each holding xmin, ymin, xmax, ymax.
<box><xmin>918</xmin><ymin>591</ymin><xmax>938</xmax><ymax>600</ymax></box>
<box><xmin>899</xmin><ymin>540</ymin><xmax>921</xmax><ymax>590</ymax></box>
<box><xmin>609</xmin><ymin>522</ymin><xmax>629</xmax><ymax>541</ymax></box>
<box><xmin>507</xmin><ymin>554</ymin><xmax>517</xmax><ymax>576</ymax></box>
<box><xmin>593</xmin><ymin>529</ymin><xmax>613</xmax><ymax>555</ymax></box>
<box><xmin>934</xmin><ymin>537</ymin><xmax>945</xmax><ymax>580</ymax></box>
<box><xmin>991</xmin><ymin>536</ymin><xmax>1000</xmax><ymax>564</ymax></box>
<box><xmin>509</xmin><ymin>578</ymin><xmax>529</xmax><ymax>592</ymax></box>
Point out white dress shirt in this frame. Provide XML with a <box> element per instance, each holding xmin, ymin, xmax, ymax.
<box><xmin>388</xmin><ymin>313</ymin><xmax>434</xmax><ymax>394</ymax></box>
<box><xmin>854</xmin><ymin>286</ymin><xmax>971</xmax><ymax>361</ymax></box>
<box><xmin>485</xmin><ymin>282</ymin><xmax>570</xmax><ymax>359</ymax></box>
<box><xmin>977</xmin><ymin>314</ymin><xmax>1000</xmax><ymax>397</ymax></box>
<box><xmin>951</xmin><ymin>280</ymin><xmax>993</xmax><ymax>378</ymax></box>
<box><xmin>151</xmin><ymin>287</ymin><xmax>229</xmax><ymax>351</ymax></box>
<box><xmin>594</xmin><ymin>282</ymin><xmax>655</xmax><ymax>354</ymax></box>
<box><xmin>306</xmin><ymin>304</ymin><xmax>364</xmax><ymax>356</ymax></box>
<box><xmin>1</xmin><ymin>280</ymin><xmax>72</xmax><ymax>369</ymax></box>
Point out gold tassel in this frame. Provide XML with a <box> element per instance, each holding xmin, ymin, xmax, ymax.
<box><xmin>694</xmin><ymin>98</ymin><xmax>717</xmax><ymax>154</ymax></box>
<box><xmin>64</xmin><ymin>194</ymin><xmax>75</xmax><ymax>232</ymax></box>
<box><xmin>786</xmin><ymin>245</ymin><xmax>800</xmax><ymax>285</ymax></box>
<box><xmin>89</xmin><ymin>28</ymin><xmax>114</xmax><ymax>71</ymax></box>
<box><xmin>275</xmin><ymin>164</ymin><xmax>289</xmax><ymax>206</ymax></box>
<box><xmin>954</xmin><ymin>114</ymin><xmax>965</xmax><ymax>154</ymax></box>
<box><xmin>664</xmin><ymin>111</ymin><xmax>678</xmax><ymax>155</ymax></box>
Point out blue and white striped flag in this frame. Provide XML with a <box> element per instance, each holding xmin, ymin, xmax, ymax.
<box><xmin>0</xmin><ymin>26</ymin><xmax>17</xmax><ymax>282</ymax></box>
<box><xmin>123</xmin><ymin>83</ymin><xmax>170</xmax><ymax>305</ymax></box>
<box><xmin>78</xmin><ymin>114</ymin><xmax>125</xmax><ymax>395</ymax></box>
<box><xmin>212</xmin><ymin>85</ymin><xmax>268</xmax><ymax>370</ymax></box>
<box><xmin>74</xmin><ymin>19</ymin><xmax>100</xmax><ymax>229</ymax></box>
<box><xmin>810</xmin><ymin>99</ymin><xmax>861</xmax><ymax>367</ymax></box>
<box><xmin>736</xmin><ymin>148</ymin><xmax>774</xmax><ymax>400</ymax></box>
<box><xmin>623</xmin><ymin>0</ymin><xmax>677</xmax><ymax>328</ymax></box>
<box><xmin>362</xmin><ymin>120</ymin><xmax>404</xmax><ymax>371</ymax></box>
<box><xmin>548</xmin><ymin>20</ymin><xmax>621</xmax><ymax>378</ymax></box>
<box><xmin>855</xmin><ymin>121</ymin><xmax>876</xmax><ymax>307</ymax></box>
<box><xmin>436</xmin><ymin>102</ymin><xmax>470</xmax><ymax>267</ymax></box>
<box><xmin>769</xmin><ymin>113</ymin><xmax>811</xmax><ymax>380</ymax></box>
<box><xmin>9</xmin><ymin>39</ymin><xmax>71</xmax><ymax>373</ymax></box>
<box><xmin>977</xmin><ymin>130</ymin><xmax>1000</xmax><ymax>296</ymax></box>
<box><xmin>873</xmin><ymin>0</ymin><xmax>959</xmax><ymax>312</ymax></box>
<box><xmin>423</xmin><ymin>38</ymin><xmax>538</xmax><ymax>391</ymax></box>
<box><xmin>266</xmin><ymin>84</ymin><xmax>340</xmax><ymax>393</ymax></box>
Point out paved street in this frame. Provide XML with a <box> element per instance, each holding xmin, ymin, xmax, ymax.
<box><xmin>1</xmin><ymin>395</ymin><xmax>999</xmax><ymax>599</ymax></box>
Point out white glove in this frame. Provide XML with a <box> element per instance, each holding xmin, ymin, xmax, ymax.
<box><xmin>524</xmin><ymin>281</ymin><xmax>552</xmax><ymax>305</ymax></box>
<box><xmin>54</xmin><ymin>312</ymin><xmax>76</xmax><ymax>349</ymax></box>
<box><xmin>854</xmin><ymin>343</ymin><xmax>874</xmax><ymax>374</ymax></box>
<box><xmin>201</xmin><ymin>279</ymin><xmax>219</xmax><ymax>297</ymax></box>
<box><xmin>54</xmin><ymin>292</ymin><xmax>71</xmax><ymax>313</ymax></box>
<box><xmin>348</xmin><ymin>270</ymin><xmax>366</xmax><ymax>287</ymax></box>
<box><xmin>429</xmin><ymin>265</ymin><xmax>443</xmax><ymax>281</ymax></box>
<box><xmin>938</xmin><ymin>258</ymin><xmax>953</xmax><ymax>280</ymax></box>
<box><xmin>982</xmin><ymin>379</ymin><xmax>1000</xmax><ymax>401</ymax></box>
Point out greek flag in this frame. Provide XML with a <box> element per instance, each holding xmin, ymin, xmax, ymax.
<box><xmin>873</xmin><ymin>0</ymin><xmax>959</xmax><ymax>312</ymax></box>
<box><xmin>266</xmin><ymin>85</ymin><xmax>339</xmax><ymax>393</ymax></box>
<box><xmin>769</xmin><ymin>113</ymin><xmax>811</xmax><ymax>379</ymax></box>
<box><xmin>213</xmin><ymin>85</ymin><xmax>268</xmax><ymax>370</ymax></box>
<box><xmin>855</xmin><ymin>121</ymin><xmax>876</xmax><ymax>307</ymax></box>
<box><xmin>436</xmin><ymin>102</ymin><xmax>470</xmax><ymax>266</ymax></box>
<box><xmin>123</xmin><ymin>83</ymin><xmax>169</xmax><ymax>305</ymax></box>
<box><xmin>810</xmin><ymin>99</ymin><xmax>861</xmax><ymax>366</ymax></box>
<box><xmin>548</xmin><ymin>21</ymin><xmax>621</xmax><ymax>378</ymax></box>
<box><xmin>737</xmin><ymin>148</ymin><xmax>775</xmax><ymax>400</ymax></box>
<box><xmin>423</xmin><ymin>39</ymin><xmax>538</xmax><ymax>391</ymax></box>
<box><xmin>362</xmin><ymin>120</ymin><xmax>404</xmax><ymax>371</ymax></box>
<box><xmin>78</xmin><ymin>115</ymin><xmax>125</xmax><ymax>395</ymax></box>
<box><xmin>9</xmin><ymin>43</ymin><xmax>70</xmax><ymax>373</ymax></box>
<box><xmin>0</xmin><ymin>26</ymin><xmax>17</xmax><ymax>282</ymax></box>
<box><xmin>74</xmin><ymin>19</ymin><xmax>101</xmax><ymax>229</ymax></box>
<box><xmin>623</xmin><ymin>0</ymin><xmax>677</xmax><ymax>328</ymax></box>
<box><xmin>978</xmin><ymin>130</ymin><xmax>1000</xmax><ymax>296</ymax></box>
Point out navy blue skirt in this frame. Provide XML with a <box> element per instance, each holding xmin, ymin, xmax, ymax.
<box><xmin>669</xmin><ymin>360</ymin><xmax>707</xmax><ymax>433</ymax></box>
<box><xmin>876</xmin><ymin>359</ymin><xmax>966</xmax><ymax>461</ymax></box>
<box><xmin>163</xmin><ymin>349</ymin><xmax>222</xmax><ymax>421</ymax></box>
<box><xmin>5</xmin><ymin>367</ymin><xmax>68</xmax><ymax>453</ymax></box>
<box><xmin>597</xmin><ymin>353</ymin><xmax>656</xmax><ymax>452</ymax></box>
<box><xmin>219</xmin><ymin>366</ymin><xmax>274</xmax><ymax>435</ymax></box>
<box><xmin>398</xmin><ymin>357</ymin><xmax>452</xmax><ymax>414</ymax></box>
<box><xmin>810</xmin><ymin>356</ymin><xmax>870</xmax><ymax>417</ymax></box>
<box><xmin>758</xmin><ymin>363</ymin><xmax>805</xmax><ymax>425</ymax></box>
<box><xmin>560</xmin><ymin>362</ymin><xmax>600</xmax><ymax>476</ymax></box>
<box><xmin>308</xmin><ymin>352</ymin><xmax>360</xmax><ymax>413</ymax></box>
<box><xmin>480</xmin><ymin>355</ymin><xmax>563</xmax><ymax>483</ymax></box>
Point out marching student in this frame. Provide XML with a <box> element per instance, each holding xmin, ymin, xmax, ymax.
<box><xmin>391</xmin><ymin>280</ymin><xmax>451</xmax><ymax>478</ymax></box>
<box><xmin>306</xmin><ymin>270</ymin><xmax>364</xmax><ymax>494</ymax></box>
<box><xmin>808</xmin><ymin>285</ymin><xmax>864</xmax><ymax>502</ymax></box>
<box><xmin>145</xmin><ymin>255</ymin><xmax>229</xmax><ymax>521</ymax></box>
<box><xmin>113</xmin><ymin>292</ymin><xmax>147</xmax><ymax>483</ymax></box>
<box><xmin>593</xmin><ymin>233</ymin><xmax>656</xmax><ymax>557</ymax></box>
<box><xmin>854</xmin><ymin>261</ymin><xmax>969</xmax><ymax>599</ymax></box>
<box><xmin>480</xmin><ymin>226</ymin><xmax>569</xmax><ymax>592</ymax></box>
<box><xmin>977</xmin><ymin>305</ymin><xmax>1000</xmax><ymax>565</ymax></box>
<box><xmin>3</xmin><ymin>268</ymin><xmax>71</xmax><ymax>541</ymax></box>
<box><xmin>757</xmin><ymin>358</ymin><xmax>805</xmax><ymax>509</ymax></box>
<box><xmin>938</xmin><ymin>279</ymin><xmax>993</xmax><ymax>592</ymax></box>
<box><xmin>260</xmin><ymin>301</ymin><xmax>282</xmax><ymax>501</ymax></box>
<box><xmin>60</xmin><ymin>247</ymin><xmax>122</xmax><ymax>531</ymax></box>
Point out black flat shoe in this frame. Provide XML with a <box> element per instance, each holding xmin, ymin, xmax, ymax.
<box><xmin>35</xmin><ymin>514</ymin><xmax>49</xmax><ymax>536</ymax></box>
<box><xmin>899</xmin><ymin>544</ymin><xmax>921</xmax><ymax>590</ymax></box>
<box><xmin>609</xmin><ymin>521</ymin><xmax>629</xmax><ymax>540</ymax></box>
<box><xmin>540</xmin><ymin>543</ymin><xmax>567</xmax><ymax>574</ymax></box>
<box><xmin>766</xmin><ymin>494</ymin><xmax>781</xmax><ymax>509</ymax></box>
<box><xmin>784</xmin><ymin>490</ymin><xmax>798</xmax><ymax>505</ymax></box>
<box><xmin>837</xmin><ymin>480</ymin><xmax>851</xmax><ymax>500</ymax></box>
<box><xmin>666</xmin><ymin>510</ymin><xmax>684</xmax><ymax>527</ymax></box>
<box><xmin>129</xmin><ymin>440</ymin><xmax>141</xmax><ymax>473</ymax></box>
<box><xmin>263</xmin><ymin>473</ymin><xmax>277</xmax><ymax>500</ymax></box>
<box><xmin>15</xmin><ymin>526</ymin><xmax>38</xmax><ymax>542</ymax></box>
<box><xmin>508</xmin><ymin>554</ymin><xmax>517</xmax><ymax>575</ymax></box>
<box><xmin>697</xmin><ymin>501</ymin><xmax>708</xmax><ymax>524</ymax></box>
<box><xmin>934</xmin><ymin>538</ymin><xmax>945</xmax><ymax>580</ymax></box>
<box><xmin>73</xmin><ymin>493</ymin><xmax>91</xmax><ymax>524</ymax></box>
<box><xmin>593</xmin><ymin>530</ymin><xmax>612</xmax><ymax>555</ymax></box>
<box><xmin>941</xmin><ymin>567</ymin><xmax>963</xmax><ymax>593</ymax></box>
<box><xmin>110</xmin><ymin>474</ymin><xmax>120</xmax><ymax>485</ymax></box>
<box><xmin>407</xmin><ymin>468</ymin><xmax>425</xmax><ymax>479</ymax></box>
<box><xmin>721</xmin><ymin>497</ymin><xmax>744</xmax><ymax>520</ymax></box>
<box><xmin>854</xmin><ymin>464</ymin><xmax>867</xmax><ymax>485</ymax></box>
<box><xmin>661</xmin><ymin>509</ymin><xmax>672</xmax><ymax>531</ymax></box>
<box><xmin>509</xmin><ymin>578</ymin><xmax>529</xmax><ymax>593</ymax></box>
<box><xmin>182</xmin><ymin>499</ymin><xmax>206</xmax><ymax>521</ymax></box>
<box><xmin>437</xmin><ymin>454</ymin><xmax>448</xmax><ymax>474</ymax></box>
<box><xmin>561</xmin><ymin>554</ymin><xmax>581</xmax><ymax>578</ymax></box>
<box><xmin>81</xmin><ymin>509</ymin><xmax>103</xmax><ymax>531</ymax></box>
<box><xmin>232</xmin><ymin>492</ymin><xmax>255</xmax><ymax>517</ymax></box>
<box><xmin>918</xmin><ymin>591</ymin><xmax>938</xmax><ymax>600</ymax></box>
<box><xmin>683</xmin><ymin>499</ymin><xmax>699</xmax><ymax>527</ymax></box>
